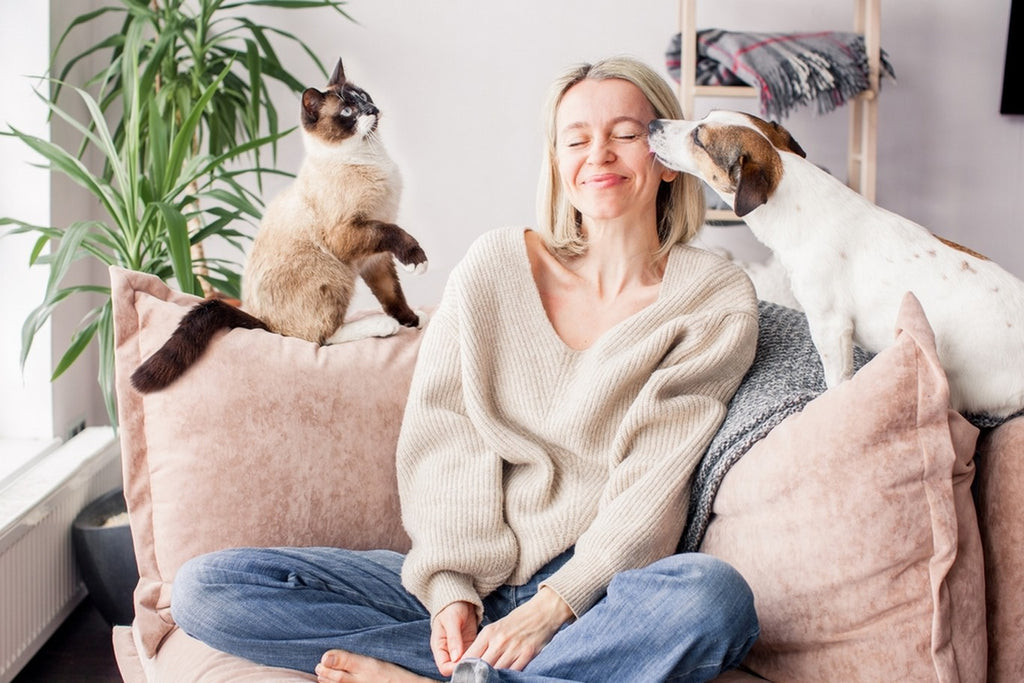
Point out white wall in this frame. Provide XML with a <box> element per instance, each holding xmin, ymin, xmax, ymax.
<box><xmin>6</xmin><ymin>0</ymin><xmax>1022</xmax><ymax>430</ymax></box>
<box><xmin>233</xmin><ymin>0</ymin><xmax>1024</xmax><ymax>310</ymax></box>
<box><xmin>0</xmin><ymin>1</ymin><xmax>54</xmax><ymax>438</ymax></box>
<box><xmin>0</xmin><ymin>0</ymin><xmax>112</xmax><ymax>439</ymax></box>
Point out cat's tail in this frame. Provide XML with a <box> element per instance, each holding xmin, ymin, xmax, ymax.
<box><xmin>130</xmin><ymin>299</ymin><xmax>270</xmax><ymax>393</ymax></box>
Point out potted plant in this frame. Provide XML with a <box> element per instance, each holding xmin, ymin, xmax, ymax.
<box><xmin>1</xmin><ymin>0</ymin><xmax>353</xmax><ymax>426</ymax></box>
<box><xmin>71</xmin><ymin>487</ymin><xmax>138</xmax><ymax>625</ymax></box>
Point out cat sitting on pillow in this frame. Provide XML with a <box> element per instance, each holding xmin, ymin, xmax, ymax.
<box><xmin>132</xmin><ymin>58</ymin><xmax>427</xmax><ymax>393</ymax></box>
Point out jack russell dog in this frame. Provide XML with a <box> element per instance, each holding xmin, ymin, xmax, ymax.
<box><xmin>648</xmin><ymin>110</ymin><xmax>1024</xmax><ymax>419</ymax></box>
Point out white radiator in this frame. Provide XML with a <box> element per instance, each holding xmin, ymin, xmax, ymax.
<box><xmin>0</xmin><ymin>427</ymin><xmax>121</xmax><ymax>683</ymax></box>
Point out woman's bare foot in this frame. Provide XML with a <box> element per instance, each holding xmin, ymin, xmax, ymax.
<box><xmin>315</xmin><ymin>649</ymin><xmax>434</xmax><ymax>683</ymax></box>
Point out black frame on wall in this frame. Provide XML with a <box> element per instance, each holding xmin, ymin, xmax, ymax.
<box><xmin>1002</xmin><ymin>0</ymin><xmax>1022</xmax><ymax>114</ymax></box>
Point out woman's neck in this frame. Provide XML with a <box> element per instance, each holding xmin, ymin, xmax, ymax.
<box><xmin>568</xmin><ymin>220</ymin><xmax>665</xmax><ymax>297</ymax></box>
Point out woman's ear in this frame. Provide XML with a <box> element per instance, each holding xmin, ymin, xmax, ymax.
<box><xmin>661</xmin><ymin>168</ymin><xmax>679</xmax><ymax>183</ymax></box>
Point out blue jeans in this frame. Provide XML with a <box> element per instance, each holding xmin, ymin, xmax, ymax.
<box><xmin>172</xmin><ymin>547</ymin><xmax>758</xmax><ymax>682</ymax></box>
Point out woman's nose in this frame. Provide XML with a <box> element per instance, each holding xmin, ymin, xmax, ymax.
<box><xmin>586</xmin><ymin>138</ymin><xmax>614</xmax><ymax>164</ymax></box>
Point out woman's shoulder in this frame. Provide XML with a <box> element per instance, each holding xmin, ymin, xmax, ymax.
<box><xmin>665</xmin><ymin>243</ymin><xmax>757</xmax><ymax>313</ymax></box>
<box><xmin>463</xmin><ymin>226</ymin><xmax>527</xmax><ymax>259</ymax></box>
<box><xmin>454</xmin><ymin>227</ymin><xmax>529</xmax><ymax>279</ymax></box>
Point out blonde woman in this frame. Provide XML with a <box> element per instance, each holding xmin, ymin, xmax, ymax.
<box><xmin>172</xmin><ymin>56</ymin><xmax>760</xmax><ymax>683</ymax></box>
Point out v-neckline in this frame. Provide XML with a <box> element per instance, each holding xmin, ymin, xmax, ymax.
<box><xmin>514</xmin><ymin>229</ymin><xmax>677</xmax><ymax>354</ymax></box>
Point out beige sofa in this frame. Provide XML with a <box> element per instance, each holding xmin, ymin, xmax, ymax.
<box><xmin>108</xmin><ymin>266</ymin><xmax>1023</xmax><ymax>682</ymax></box>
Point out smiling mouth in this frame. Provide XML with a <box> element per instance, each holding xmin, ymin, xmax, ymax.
<box><xmin>584</xmin><ymin>174</ymin><xmax>624</xmax><ymax>184</ymax></box>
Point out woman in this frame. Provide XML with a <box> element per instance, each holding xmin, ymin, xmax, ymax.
<box><xmin>172</xmin><ymin>56</ymin><xmax>760</xmax><ymax>683</ymax></box>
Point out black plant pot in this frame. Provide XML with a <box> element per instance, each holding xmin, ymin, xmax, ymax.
<box><xmin>72</xmin><ymin>488</ymin><xmax>139</xmax><ymax>626</ymax></box>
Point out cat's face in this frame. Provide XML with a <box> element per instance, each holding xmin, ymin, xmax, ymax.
<box><xmin>300</xmin><ymin>58</ymin><xmax>379</xmax><ymax>145</ymax></box>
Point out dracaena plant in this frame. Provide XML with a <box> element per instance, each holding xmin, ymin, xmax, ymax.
<box><xmin>0</xmin><ymin>0</ymin><xmax>352</xmax><ymax>426</ymax></box>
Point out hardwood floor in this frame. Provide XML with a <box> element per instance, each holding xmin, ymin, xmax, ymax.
<box><xmin>13</xmin><ymin>600</ymin><xmax>121</xmax><ymax>682</ymax></box>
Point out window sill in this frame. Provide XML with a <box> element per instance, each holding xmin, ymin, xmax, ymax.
<box><xmin>0</xmin><ymin>436</ymin><xmax>60</xmax><ymax>494</ymax></box>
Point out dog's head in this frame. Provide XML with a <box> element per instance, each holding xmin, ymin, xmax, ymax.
<box><xmin>648</xmin><ymin>111</ymin><xmax>806</xmax><ymax>217</ymax></box>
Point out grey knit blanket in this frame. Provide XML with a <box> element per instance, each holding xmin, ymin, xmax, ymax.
<box><xmin>666</xmin><ymin>29</ymin><xmax>896</xmax><ymax>119</ymax></box>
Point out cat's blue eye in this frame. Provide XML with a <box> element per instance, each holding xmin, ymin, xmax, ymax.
<box><xmin>340</xmin><ymin>107</ymin><xmax>354</xmax><ymax>117</ymax></box>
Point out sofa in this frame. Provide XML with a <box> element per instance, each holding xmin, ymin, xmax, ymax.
<box><xmin>107</xmin><ymin>265</ymin><xmax>1024</xmax><ymax>682</ymax></box>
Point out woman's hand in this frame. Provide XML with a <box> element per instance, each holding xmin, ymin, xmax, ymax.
<box><xmin>460</xmin><ymin>587</ymin><xmax>573</xmax><ymax>672</ymax></box>
<box><xmin>431</xmin><ymin>601</ymin><xmax>479</xmax><ymax>677</ymax></box>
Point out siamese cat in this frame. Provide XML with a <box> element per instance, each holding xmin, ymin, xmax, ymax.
<box><xmin>131</xmin><ymin>58</ymin><xmax>427</xmax><ymax>393</ymax></box>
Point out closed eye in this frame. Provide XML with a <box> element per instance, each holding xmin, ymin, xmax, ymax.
<box><xmin>692</xmin><ymin>125</ymin><xmax>706</xmax><ymax>150</ymax></box>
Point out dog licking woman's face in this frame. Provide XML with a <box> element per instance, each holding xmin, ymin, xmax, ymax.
<box><xmin>554</xmin><ymin>78</ymin><xmax>677</xmax><ymax>231</ymax></box>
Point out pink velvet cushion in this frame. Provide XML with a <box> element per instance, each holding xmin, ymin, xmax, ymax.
<box><xmin>976</xmin><ymin>415</ymin><xmax>1024</xmax><ymax>682</ymax></box>
<box><xmin>701</xmin><ymin>293</ymin><xmax>987</xmax><ymax>681</ymax></box>
<box><xmin>110</xmin><ymin>267</ymin><xmax>416</xmax><ymax>658</ymax></box>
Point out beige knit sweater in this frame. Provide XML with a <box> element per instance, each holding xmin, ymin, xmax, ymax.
<box><xmin>397</xmin><ymin>227</ymin><xmax>758</xmax><ymax>621</ymax></box>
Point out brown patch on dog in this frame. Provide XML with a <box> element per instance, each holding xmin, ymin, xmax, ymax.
<box><xmin>697</xmin><ymin>126</ymin><xmax>785</xmax><ymax>216</ymax></box>
<box><xmin>744</xmin><ymin>115</ymin><xmax>808</xmax><ymax>158</ymax></box>
<box><xmin>936</xmin><ymin>235</ymin><xmax>989</xmax><ymax>261</ymax></box>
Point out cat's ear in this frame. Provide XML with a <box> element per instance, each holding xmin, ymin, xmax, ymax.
<box><xmin>328</xmin><ymin>58</ymin><xmax>346</xmax><ymax>87</ymax></box>
<box><xmin>301</xmin><ymin>88</ymin><xmax>326</xmax><ymax>125</ymax></box>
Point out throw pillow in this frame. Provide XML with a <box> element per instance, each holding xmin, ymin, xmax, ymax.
<box><xmin>700</xmin><ymin>292</ymin><xmax>986</xmax><ymax>681</ymax></box>
<box><xmin>111</xmin><ymin>267</ymin><xmax>417</xmax><ymax>657</ymax></box>
<box><xmin>976</xmin><ymin>415</ymin><xmax>1024</xmax><ymax>682</ymax></box>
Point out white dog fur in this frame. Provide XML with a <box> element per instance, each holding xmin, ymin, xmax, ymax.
<box><xmin>648</xmin><ymin>110</ymin><xmax>1024</xmax><ymax>419</ymax></box>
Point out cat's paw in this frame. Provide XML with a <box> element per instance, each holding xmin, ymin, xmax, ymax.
<box><xmin>325</xmin><ymin>314</ymin><xmax>401</xmax><ymax>344</ymax></box>
<box><xmin>393</xmin><ymin>237</ymin><xmax>428</xmax><ymax>274</ymax></box>
<box><xmin>395</xmin><ymin>254</ymin><xmax>428</xmax><ymax>275</ymax></box>
<box><xmin>413</xmin><ymin>310</ymin><xmax>429</xmax><ymax>329</ymax></box>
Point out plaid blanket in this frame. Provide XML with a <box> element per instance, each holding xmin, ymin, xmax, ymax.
<box><xmin>666</xmin><ymin>29</ymin><xmax>896</xmax><ymax>119</ymax></box>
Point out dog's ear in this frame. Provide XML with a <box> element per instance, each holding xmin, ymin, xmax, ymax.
<box><xmin>748</xmin><ymin>116</ymin><xmax>808</xmax><ymax>158</ymax></box>
<box><xmin>766</xmin><ymin>121</ymin><xmax>807</xmax><ymax>158</ymax></box>
<box><xmin>732</xmin><ymin>155</ymin><xmax>775</xmax><ymax>217</ymax></box>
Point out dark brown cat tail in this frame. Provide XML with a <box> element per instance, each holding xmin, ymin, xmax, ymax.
<box><xmin>130</xmin><ymin>300</ymin><xmax>270</xmax><ymax>393</ymax></box>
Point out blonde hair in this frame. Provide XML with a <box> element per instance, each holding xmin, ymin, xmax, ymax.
<box><xmin>536</xmin><ymin>56</ymin><xmax>705</xmax><ymax>257</ymax></box>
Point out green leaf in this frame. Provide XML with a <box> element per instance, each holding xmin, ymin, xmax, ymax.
<box><xmin>52</xmin><ymin>317</ymin><xmax>99</xmax><ymax>381</ymax></box>
<box><xmin>153</xmin><ymin>201</ymin><xmax>199</xmax><ymax>295</ymax></box>
<box><xmin>95</xmin><ymin>301</ymin><xmax>118</xmax><ymax>428</ymax></box>
<box><xmin>6</xmin><ymin>125</ymin><xmax>121</xmax><ymax>225</ymax></box>
<box><xmin>165</xmin><ymin>62</ymin><xmax>233</xmax><ymax>188</ymax></box>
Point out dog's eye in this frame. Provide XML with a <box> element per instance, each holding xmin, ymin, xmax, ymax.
<box><xmin>692</xmin><ymin>125</ymin><xmax>707</xmax><ymax>150</ymax></box>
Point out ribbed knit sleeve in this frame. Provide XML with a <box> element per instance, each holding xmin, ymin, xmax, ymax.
<box><xmin>396</xmin><ymin>264</ymin><xmax>519</xmax><ymax>620</ymax></box>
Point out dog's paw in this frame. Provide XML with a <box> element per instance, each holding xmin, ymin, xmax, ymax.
<box><xmin>325</xmin><ymin>314</ymin><xmax>401</xmax><ymax>344</ymax></box>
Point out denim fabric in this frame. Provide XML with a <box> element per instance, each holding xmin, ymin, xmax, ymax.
<box><xmin>172</xmin><ymin>548</ymin><xmax>758</xmax><ymax>682</ymax></box>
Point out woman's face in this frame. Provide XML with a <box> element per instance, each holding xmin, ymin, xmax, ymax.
<box><xmin>554</xmin><ymin>78</ymin><xmax>677</xmax><ymax>228</ymax></box>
